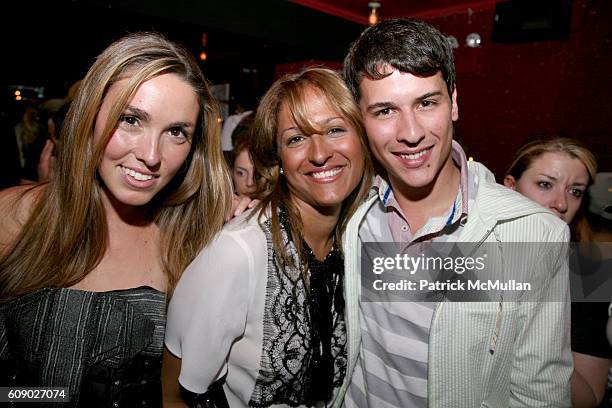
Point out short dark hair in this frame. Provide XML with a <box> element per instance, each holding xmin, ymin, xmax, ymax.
<box><xmin>231</xmin><ymin>112</ymin><xmax>254</xmax><ymax>149</ymax></box>
<box><xmin>343</xmin><ymin>18</ymin><xmax>455</xmax><ymax>100</ymax></box>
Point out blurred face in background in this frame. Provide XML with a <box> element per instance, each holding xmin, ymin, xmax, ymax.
<box><xmin>504</xmin><ymin>151</ymin><xmax>589</xmax><ymax>223</ymax></box>
<box><xmin>232</xmin><ymin>148</ymin><xmax>256</xmax><ymax>198</ymax></box>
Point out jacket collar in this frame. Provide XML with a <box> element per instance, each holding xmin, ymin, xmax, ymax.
<box><xmin>466</xmin><ymin>161</ymin><xmax>553</xmax><ymax>226</ymax></box>
<box><xmin>353</xmin><ymin>160</ymin><xmax>555</xmax><ymax>242</ymax></box>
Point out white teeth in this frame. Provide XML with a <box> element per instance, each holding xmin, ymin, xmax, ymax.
<box><xmin>311</xmin><ymin>168</ymin><xmax>342</xmax><ymax>179</ymax></box>
<box><xmin>123</xmin><ymin>167</ymin><xmax>153</xmax><ymax>181</ymax></box>
<box><xmin>400</xmin><ymin>148</ymin><xmax>430</xmax><ymax>160</ymax></box>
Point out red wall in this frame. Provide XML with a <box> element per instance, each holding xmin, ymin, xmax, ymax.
<box><xmin>426</xmin><ymin>0</ymin><xmax>611</xmax><ymax>178</ymax></box>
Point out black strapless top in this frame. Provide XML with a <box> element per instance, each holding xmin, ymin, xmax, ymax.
<box><xmin>0</xmin><ymin>286</ymin><xmax>166</xmax><ymax>407</ymax></box>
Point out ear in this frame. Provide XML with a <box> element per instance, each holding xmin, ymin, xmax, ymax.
<box><xmin>451</xmin><ymin>88</ymin><xmax>459</xmax><ymax>121</ymax></box>
<box><xmin>503</xmin><ymin>175</ymin><xmax>517</xmax><ymax>190</ymax></box>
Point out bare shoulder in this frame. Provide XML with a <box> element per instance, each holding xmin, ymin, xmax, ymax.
<box><xmin>0</xmin><ymin>184</ymin><xmax>45</xmax><ymax>252</ymax></box>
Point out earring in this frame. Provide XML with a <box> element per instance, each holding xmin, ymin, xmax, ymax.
<box><xmin>279</xmin><ymin>167</ymin><xmax>284</xmax><ymax>175</ymax></box>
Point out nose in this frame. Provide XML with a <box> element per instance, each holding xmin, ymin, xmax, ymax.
<box><xmin>549</xmin><ymin>188</ymin><xmax>568</xmax><ymax>217</ymax></box>
<box><xmin>397</xmin><ymin>111</ymin><xmax>426</xmax><ymax>145</ymax></box>
<box><xmin>246</xmin><ymin>172</ymin><xmax>255</xmax><ymax>188</ymax></box>
<box><xmin>308</xmin><ymin>135</ymin><xmax>333</xmax><ymax>165</ymax></box>
<box><xmin>135</xmin><ymin>132</ymin><xmax>161</xmax><ymax>168</ymax></box>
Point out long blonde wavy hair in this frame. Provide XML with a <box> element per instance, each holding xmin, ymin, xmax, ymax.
<box><xmin>0</xmin><ymin>32</ymin><xmax>233</xmax><ymax>300</ymax></box>
<box><xmin>250</xmin><ymin>67</ymin><xmax>374</xmax><ymax>274</ymax></box>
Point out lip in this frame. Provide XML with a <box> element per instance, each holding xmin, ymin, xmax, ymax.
<box><xmin>305</xmin><ymin>165</ymin><xmax>346</xmax><ymax>184</ymax></box>
<box><xmin>392</xmin><ymin>146</ymin><xmax>434</xmax><ymax>169</ymax></box>
<box><xmin>119</xmin><ymin>165</ymin><xmax>158</xmax><ymax>189</ymax></box>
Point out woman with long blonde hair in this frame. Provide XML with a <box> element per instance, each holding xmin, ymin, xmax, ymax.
<box><xmin>0</xmin><ymin>32</ymin><xmax>233</xmax><ymax>406</ymax></box>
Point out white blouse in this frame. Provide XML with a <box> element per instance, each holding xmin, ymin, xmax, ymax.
<box><xmin>165</xmin><ymin>211</ymin><xmax>269</xmax><ymax>407</ymax></box>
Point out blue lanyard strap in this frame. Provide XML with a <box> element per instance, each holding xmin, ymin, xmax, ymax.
<box><xmin>446</xmin><ymin>200</ymin><xmax>457</xmax><ymax>226</ymax></box>
<box><xmin>383</xmin><ymin>185</ymin><xmax>392</xmax><ymax>205</ymax></box>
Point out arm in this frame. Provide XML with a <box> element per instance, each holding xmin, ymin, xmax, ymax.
<box><xmin>36</xmin><ymin>139</ymin><xmax>55</xmax><ymax>182</ymax></box>
<box><xmin>163</xmin><ymin>229</ymin><xmax>254</xmax><ymax>398</ymax></box>
<box><xmin>510</xmin><ymin>224</ymin><xmax>573</xmax><ymax>407</ymax></box>
<box><xmin>570</xmin><ymin>301</ymin><xmax>612</xmax><ymax>407</ymax></box>
<box><xmin>162</xmin><ymin>349</ymin><xmax>188</xmax><ymax>408</ymax></box>
<box><xmin>571</xmin><ymin>352</ymin><xmax>610</xmax><ymax>408</ymax></box>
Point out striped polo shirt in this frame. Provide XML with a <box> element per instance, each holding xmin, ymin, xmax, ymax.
<box><xmin>344</xmin><ymin>141</ymin><xmax>477</xmax><ymax>408</ymax></box>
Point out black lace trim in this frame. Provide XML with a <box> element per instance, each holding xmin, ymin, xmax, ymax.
<box><xmin>248</xmin><ymin>209</ymin><xmax>346</xmax><ymax>407</ymax></box>
<box><xmin>303</xmin><ymin>242</ymin><xmax>345</xmax><ymax>403</ymax></box>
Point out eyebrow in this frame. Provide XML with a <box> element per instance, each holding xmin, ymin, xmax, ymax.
<box><xmin>316</xmin><ymin>116</ymin><xmax>344</xmax><ymax>126</ymax></box>
<box><xmin>279</xmin><ymin>126</ymin><xmax>299</xmax><ymax>137</ymax></box>
<box><xmin>168</xmin><ymin>121</ymin><xmax>196</xmax><ymax>129</ymax></box>
<box><xmin>125</xmin><ymin>105</ymin><xmax>195</xmax><ymax>129</ymax></box>
<box><xmin>537</xmin><ymin>173</ymin><xmax>588</xmax><ymax>186</ymax></box>
<box><xmin>125</xmin><ymin>106</ymin><xmax>151</xmax><ymax>122</ymax></box>
<box><xmin>365</xmin><ymin>101</ymin><xmax>397</xmax><ymax>113</ymax></box>
<box><xmin>365</xmin><ymin>90</ymin><xmax>445</xmax><ymax>112</ymax></box>
<box><xmin>279</xmin><ymin>116</ymin><xmax>344</xmax><ymax>137</ymax></box>
<box><xmin>418</xmin><ymin>91</ymin><xmax>444</xmax><ymax>101</ymax></box>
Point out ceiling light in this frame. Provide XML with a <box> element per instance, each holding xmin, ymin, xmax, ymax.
<box><xmin>368</xmin><ymin>2</ymin><xmax>381</xmax><ymax>26</ymax></box>
<box><xmin>465</xmin><ymin>32</ymin><xmax>482</xmax><ymax>48</ymax></box>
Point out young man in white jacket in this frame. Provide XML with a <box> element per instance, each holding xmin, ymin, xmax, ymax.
<box><xmin>333</xmin><ymin>18</ymin><xmax>572</xmax><ymax>408</ymax></box>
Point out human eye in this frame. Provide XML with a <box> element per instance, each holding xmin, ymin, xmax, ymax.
<box><xmin>168</xmin><ymin>126</ymin><xmax>189</xmax><ymax>143</ymax></box>
<box><xmin>373</xmin><ymin>107</ymin><xmax>393</xmax><ymax>118</ymax></box>
<box><xmin>327</xmin><ymin>126</ymin><xmax>346</xmax><ymax>136</ymax></box>
<box><xmin>569</xmin><ymin>188</ymin><xmax>584</xmax><ymax>198</ymax></box>
<box><xmin>536</xmin><ymin>181</ymin><xmax>552</xmax><ymax>189</ymax></box>
<box><xmin>234</xmin><ymin>168</ymin><xmax>245</xmax><ymax>177</ymax></box>
<box><xmin>420</xmin><ymin>99</ymin><xmax>438</xmax><ymax>108</ymax></box>
<box><xmin>285</xmin><ymin>134</ymin><xmax>305</xmax><ymax>146</ymax></box>
<box><xmin>119</xmin><ymin>114</ymin><xmax>140</xmax><ymax>127</ymax></box>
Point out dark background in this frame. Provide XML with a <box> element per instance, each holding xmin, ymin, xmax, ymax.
<box><xmin>1</xmin><ymin>0</ymin><xmax>610</xmax><ymax>181</ymax></box>
<box><xmin>1</xmin><ymin>0</ymin><xmax>363</xmax><ymax>113</ymax></box>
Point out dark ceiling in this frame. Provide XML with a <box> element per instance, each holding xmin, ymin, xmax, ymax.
<box><xmin>3</xmin><ymin>0</ymin><xmax>503</xmax><ymax>106</ymax></box>
<box><xmin>4</xmin><ymin>0</ymin><xmax>564</xmax><ymax>113</ymax></box>
<box><xmin>3</xmin><ymin>0</ymin><xmax>366</xmax><ymax>107</ymax></box>
<box><xmin>289</xmin><ymin>0</ymin><xmax>500</xmax><ymax>23</ymax></box>
<box><xmin>3</xmin><ymin>0</ymin><xmax>610</xmax><ymax>178</ymax></box>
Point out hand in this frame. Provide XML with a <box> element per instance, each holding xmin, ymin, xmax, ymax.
<box><xmin>37</xmin><ymin>139</ymin><xmax>56</xmax><ymax>182</ymax></box>
<box><xmin>226</xmin><ymin>195</ymin><xmax>259</xmax><ymax>221</ymax></box>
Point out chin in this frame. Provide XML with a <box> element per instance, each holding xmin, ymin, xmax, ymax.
<box><xmin>312</xmin><ymin>197</ymin><xmax>346</xmax><ymax>210</ymax></box>
<box><xmin>112</xmin><ymin>191</ymin><xmax>157</xmax><ymax>208</ymax></box>
<box><xmin>391</xmin><ymin>171</ymin><xmax>435</xmax><ymax>190</ymax></box>
<box><xmin>122</xmin><ymin>198</ymin><xmax>155</xmax><ymax>208</ymax></box>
